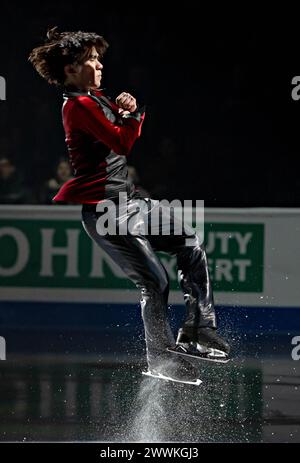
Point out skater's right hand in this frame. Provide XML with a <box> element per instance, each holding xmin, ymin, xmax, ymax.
<box><xmin>115</xmin><ymin>92</ymin><xmax>137</xmax><ymax>113</ymax></box>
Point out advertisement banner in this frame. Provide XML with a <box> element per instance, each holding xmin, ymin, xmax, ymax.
<box><xmin>0</xmin><ymin>206</ymin><xmax>299</xmax><ymax>308</ymax></box>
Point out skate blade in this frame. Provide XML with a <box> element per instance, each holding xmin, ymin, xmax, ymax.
<box><xmin>167</xmin><ymin>346</ymin><xmax>230</xmax><ymax>364</ymax></box>
<box><xmin>142</xmin><ymin>370</ymin><xmax>202</xmax><ymax>386</ymax></box>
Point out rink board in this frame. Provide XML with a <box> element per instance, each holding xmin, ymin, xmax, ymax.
<box><xmin>0</xmin><ymin>206</ymin><xmax>299</xmax><ymax>355</ymax></box>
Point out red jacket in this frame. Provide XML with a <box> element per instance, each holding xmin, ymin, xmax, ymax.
<box><xmin>53</xmin><ymin>89</ymin><xmax>145</xmax><ymax>204</ymax></box>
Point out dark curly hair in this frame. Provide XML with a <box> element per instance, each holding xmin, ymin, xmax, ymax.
<box><xmin>28</xmin><ymin>27</ymin><xmax>109</xmax><ymax>86</ymax></box>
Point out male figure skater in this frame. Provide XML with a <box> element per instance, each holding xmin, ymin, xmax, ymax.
<box><xmin>29</xmin><ymin>27</ymin><xmax>230</xmax><ymax>385</ymax></box>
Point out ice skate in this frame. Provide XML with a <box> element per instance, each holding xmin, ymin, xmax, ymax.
<box><xmin>142</xmin><ymin>353</ymin><xmax>202</xmax><ymax>386</ymax></box>
<box><xmin>168</xmin><ymin>327</ymin><xmax>230</xmax><ymax>364</ymax></box>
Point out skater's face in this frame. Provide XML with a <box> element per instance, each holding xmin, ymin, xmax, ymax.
<box><xmin>64</xmin><ymin>46</ymin><xmax>103</xmax><ymax>91</ymax></box>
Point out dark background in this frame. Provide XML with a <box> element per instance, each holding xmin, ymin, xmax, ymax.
<box><xmin>0</xmin><ymin>3</ymin><xmax>299</xmax><ymax>206</ymax></box>
<box><xmin>0</xmin><ymin>5</ymin><xmax>299</xmax><ymax>444</ymax></box>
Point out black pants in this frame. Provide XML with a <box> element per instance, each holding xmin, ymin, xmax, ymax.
<box><xmin>81</xmin><ymin>196</ymin><xmax>216</xmax><ymax>366</ymax></box>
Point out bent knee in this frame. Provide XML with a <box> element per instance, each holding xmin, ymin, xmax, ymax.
<box><xmin>140</xmin><ymin>272</ymin><xmax>169</xmax><ymax>295</ymax></box>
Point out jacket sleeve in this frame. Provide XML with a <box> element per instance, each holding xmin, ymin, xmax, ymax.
<box><xmin>73</xmin><ymin>96</ymin><xmax>145</xmax><ymax>156</ymax></box>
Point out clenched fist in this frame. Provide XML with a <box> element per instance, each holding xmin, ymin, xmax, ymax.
<box><xmin>115</xmin><ymin>92</ymin><xmax>137</xmax><ymax>113</ymax></box>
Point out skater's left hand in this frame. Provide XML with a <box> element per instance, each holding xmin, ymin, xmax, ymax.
<box><xmin>118</xmin><ymin>108</ymin><xmax>131</xmax><ymax>116</ymax></box>
<box><xmin>115</xmin><ymin>92</ymin><xmax>137</xmax><ymax>113</ymax></box>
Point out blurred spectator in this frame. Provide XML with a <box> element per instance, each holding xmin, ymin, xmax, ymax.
<box><xmin>0</xmin><ymin>157</ymin><xmax>34</xmax><ymax>204</ymax></box>
<box><xmin>40</xmin><ymin>158</ymin><xmax>73</xmax><ymax>204</ymax></box>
